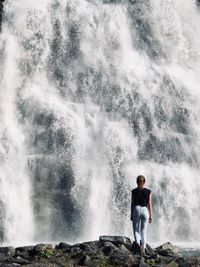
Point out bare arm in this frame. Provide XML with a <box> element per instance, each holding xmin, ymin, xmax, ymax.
<box><xmin>130</xmin><ymin>191</ymin><xmax>134</xmax><ymax>220</ymax></box>
<box><xmin>148</xmin><ymin>192</ymin><xmax>152</xmax><ymax>223</ymax></box>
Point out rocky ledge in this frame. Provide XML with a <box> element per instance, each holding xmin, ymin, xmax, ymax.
<box><xmin>0</xmin><ymin>235</ymin><xmax>199</xmax><ymax>267</ymax></box>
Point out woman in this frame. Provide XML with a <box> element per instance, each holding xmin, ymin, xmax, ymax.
<box><xmin>130</xmin><ymin>175</ymin><xmax>152</xmax><ymax>255</ymax></box>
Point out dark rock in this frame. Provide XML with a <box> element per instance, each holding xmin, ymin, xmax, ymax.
<box><xmin>109</xmin><ymin>252</ymin><xmax>139</xmax><ymax>267</ymax></box>
<box><xmin>78</xmin><ymin>243</ymin><xmax>92</xmax><ymax>252</ymax></box>
<box><xmin>30</xmin><ymin>243</ymin><xmax>54</xmax><ymax>256</ymax></box>
<box><xmin>55</xmin><ymin>242</ymin><xmax>71</xmax><ymax>250</ymax></box>
<box><xmin>139</xmin><ymin>256</ymin><xmax>150</xmax><ymax>267</ymax></box>
<box><xmin>17</xmin><ymin>264</ymin><xmax>59</xmax><ymax>267</ymax></box>
<box><xmin>158</xmin><ymin>248</ymin><xmax>180</xmax><ymax>257</ymax></box>
<box><xmin>99</xmin><ymin>235</ymin><xmax>132</xmax><ymax>247</ymax></box>
<box><xmin>116</xmin><ymin>244</ymin><xmax>133</xmax><ymax>256</ymax></box>
<box><xmin>0</xmin><ymin>264</ymin><xmax>21</xmax><ymax>267</ymax></box>
<box><xmin>15</xmin><ymin>246</ymin><xmax>35</xmax><ymax>259</ymax></box>
<box><xmin>131</xmin><ymin>241</ymin><xmax>141</xmax><ymax>254</ymax></box>
<box><xmin>145</xmin><ymin>243</ymin><xmax>156</xmax><ymax>256</ymax></box>
<box><xmin>81</xmin><ymin>240</ymin><xmax>100</xmax><ymax>252</ymax></box>
<box><xmin>10</xmin><ymin>256</ymin><xmax>31</xmax><ymax>265</ymax></box>
<box><xmin>179</xmin><ymin>256</ymin><xmax>200</xmax><ymax>267</ymax></box>
<box><xmin>0</xmin><ymin>247</ymin><xmax>15</xmax><ymax>257</ymax></box>
<box><xmin>101</xmin><ymin>241</ymin><xmax>117</xmax><ymax>256</ymax></box>
<box><xmin>0</xmin><ymin>252</ymin><xmax>10</xmax><ymax>263</ymax></box>
<box><xmin>70</xmin><ymin>246</ymin><xmax>82</xmax><ymax>254</ymax></box>
<box><xmin>108</xmin><ymin>242</ymin><xmax>141</xmax><ymax>267</ymax></box>
<box><xmin>15</xmin><ymin>246</ymin><xmax>35</xmax><ymax>253</ymax></box>
<box><xmin>155</xmin><ymin>241</ymin><xmax>179</xmax><ymax>252</ymax></box>
<box><xmin>78</xmin><ymin>254</ymin><xmax>92</xmax><ymax>266</ymax></box>
<box><xmin>155</xmin><ymin>241</ymin><xmax>181</xmax><ymax>257</ymax></box>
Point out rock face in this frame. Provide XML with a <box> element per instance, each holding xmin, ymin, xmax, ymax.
<box><xmin>0</xmin><ymin>236</ymin><xmax>199</xmax><ymax>266</ymax></box>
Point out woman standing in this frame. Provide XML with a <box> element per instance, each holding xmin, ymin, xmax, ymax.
<box><xmin>130</xmin><ymin>175</ymin><xmax>152</xmax><ymax>255</ymax></box>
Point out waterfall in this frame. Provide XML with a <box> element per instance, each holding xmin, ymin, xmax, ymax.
<box><xmin>0</xmin><ymin>0</ymin><xmax>200</xmax><ymax>247</ymax></box>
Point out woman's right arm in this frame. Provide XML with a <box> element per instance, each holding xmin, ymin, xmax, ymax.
<box><xmin>148</xmin><ymin>192</ymin><xmax>152</xmax><ymax>223</ymax></box>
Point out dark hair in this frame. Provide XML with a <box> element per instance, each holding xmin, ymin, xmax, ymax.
<box><xmin>136</xmin><ymin>175</ymin><xmax>145</xmax><ymax>185</ymax></box>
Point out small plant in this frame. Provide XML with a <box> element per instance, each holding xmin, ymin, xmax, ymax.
<box><xmin>39</xmin><ymin>248</ymin><xmax>55</xmax><ymax>258</ymax></box>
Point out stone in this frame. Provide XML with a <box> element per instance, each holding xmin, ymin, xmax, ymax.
<box><xmin>70</xmin><ymin>246</ymin><xmax>82</xmax><ymax>254</ymax></box>
<box><xmin>0</xmin><ymin>252</ymin><xmax>10</xmax><ymax>263</ymax></box>
<box><xmin>0</xmin><ymin>264</ymin><xmax>21</xmax><ymax>267</ymax></box>
<box><xmin>10</xmin><ymin>256</ymin><xmax>31</xmax><ymax>265</ymax></box>
<box><xmin>78</xmin><ymin>254</ymin><xmax>92</xmax><ymax>266</ymax></box>
<box><xmin>155</xmin><ymin>242</ymin><xmax>181</xmax><ymax>257</ymax></box>
<box><xmin>30</xmin><ymin>243</ymin><xmax>54</xmax><ymax>256</ymax></box>
<box><xmin>155</xmin><ymin>242</ymin><xmax>179</xmax><ymax>252</ymax></box>
<box><xmin>101</xmin><ymin>241</ymin><xmax>118</xmax><ymax>256</ymax></box>
<box><xmin>117</xmin><ymin>244</ymin><xmax>132</xmax><ymax>254</ymax></box>
<box><xmin>0</xmin><ymin>247</ymin><xmax>15</xmax><ymax>257</ymax></box>
<box><xmin>131</xmin><ymin>241</ymin><xmax>140</xmax><ymax>254</ymax></box>
<box><xmin>145</xmin><ymin>242</ymin><xmax>156</xmax><ymax>255</ymax></box>
<box><xmin>177</xmin><ymin>256</ymin><xmax>200</xmax><ymax>267</ymax></box>
<box><xmin>80</xmin><ymin>240</ymin><xmax>101</xmax><ymax>253</ymax></box>
<box><xmin>78</xmin><ymin>243</ymin><xmax>92</xmax><ymax>252</ymax></box>
<box><xmin>99</xmin><ymin>235</ymin><xmax>132</xmax><ymax>246</ymax></box>
<box><xmin>15</xmin><ymin>246</ymin><xmax>35</xmax><ymax>259</ymax></box>
<box><xmin>55</xmin><ymin>242</ymin><xmax>71</xmax><ymax>250</ymax></box>
<box><xmin>109</xmin><ymin>253</ymin><xmax>138</xmax><ymax>267</ymax></box>
<box><xmin>15</xmin><ymin>246</ymin><xmax>35</xmax><ymax>252</ymax></box>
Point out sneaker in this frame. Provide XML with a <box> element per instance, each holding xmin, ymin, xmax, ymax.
<box><xmin>136</xmin><ymin>243</ymin><xmax>141</xmax><ymax>255</ymax></box>
<box><xmin>131</xmin><ymin>241</ymin><xmax>141</xmax><ymax>255</ymax></box>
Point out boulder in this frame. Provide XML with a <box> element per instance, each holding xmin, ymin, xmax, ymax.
<box><xmin>145</xmin><ymin>243</ymin><xmax>156</xmax><ymax>256</ymax></box>
<box><xmin>80</xmin><ymin>240</ymin><xmax>100</xmax><ymax>252</ymax></box>
<box><xmin>15</xmin><ymin>246</ymin><xmax>35</xmax><ymax>253</ymax></box>
<box><xmin>155</xmin><ymin>241</ymin><xmax>180</xmax><ymax>257</ymax></box>
<box><xmin>78</xmin><ymin>255</ymin><xmax>92</xmax><ymax>266</ymax></box>
<box><xmin>15</xmin><ymin>246</ymin><xmax>35</xmax><ymax>259</ymax></box>
<box><xmin>101</xmin><ymin>241</ymin><xmax>118</xmax><ymax>256</ymax></box>
<box><xmin>0</xmin><ymin>247</ymin><xmax>15</xmax><ymax>257</ymax></box>
<box><xmin>55</xmin><ymin>242</ymin><xmax>71</xmax><ymax>250</ymax></box>
<box><xmin>155</xmin><ymin>241</ymin><xmax>178</xmax><ymax>251</ymax></box>
<box><xmin>30</xmin><ymin>243</ymin><xmax>54</xmax><ymax>256</ymax></box>
<box><xmin>179</xmin><ymin>256</ymin><xmax>200</xmax><ymax>267</ymax></box>
<box><xmin>109</xmin><ymin>252</ymin><xmax>139</xmax><ymax>267</ymax></box>
<box><xmin>99</xmin><ymin>235</ymin><xmax>132</xmax><ymax>247</ymax></box>
<box><xmin>10</xmin><ymin>256</ymin><xmax>31</xmax><ymax>265</ymax></box>
<box><xmin>0</xmin><ymin>252</ymin><xmax>10</xmax><ymax>263</ymax></box>
<box><xmin>131</xmin><ymin>241</ymin><xmax>140</xmax><ymax>254</ymax></box>
<box><xmin>70</xmin><ymin>246</ymin><xmax>82</xmax><ymax>254</ymax></box>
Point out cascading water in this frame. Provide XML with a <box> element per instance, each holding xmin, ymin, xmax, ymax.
<box><xmin>0</xmin><ymin>0</ymin><xmax>200</xmax><ymax>248</ymax></box>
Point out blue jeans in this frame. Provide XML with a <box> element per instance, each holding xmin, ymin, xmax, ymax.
<box><xmin>132</xmin><ymin>205</ymin><xmax>149</xmax><ymax>248</ymax></box>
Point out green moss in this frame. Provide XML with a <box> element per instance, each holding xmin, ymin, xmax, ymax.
<box><xmin>146</xmin><ymin>258</ymin><xmax>156</xmax><ymax>266</ymax></box>
<box><xmin>38</xmin><ymin>248</ymin><xmax>55</xmax><ymax>258</ymax></box>
<box><xmin>166</xmin><ymin>261</ymin><xmax>179</xmax><ymax>267</ymax></box>
<box><xmin>93</xmin><ymin>257</ymin><xmax>117</xmax><ymax>267</ymax></box>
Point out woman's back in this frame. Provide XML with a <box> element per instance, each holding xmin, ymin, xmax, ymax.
<box><xmin>132</xmin><ymin>187</ymin><xmax>151</xmax><ymax>207</ymax></box>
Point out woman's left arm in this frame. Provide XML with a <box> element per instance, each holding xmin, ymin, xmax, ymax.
<box><xmin>130</xmin><ymin>191</ymin><xmax>134</xmax><ymax>220</ymax></box>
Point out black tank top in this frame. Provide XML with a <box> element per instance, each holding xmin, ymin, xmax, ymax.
<box><xmin>131</xmin><ymin>187</ymin><xmax>151</xmax><ymax>207</ymax></box>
